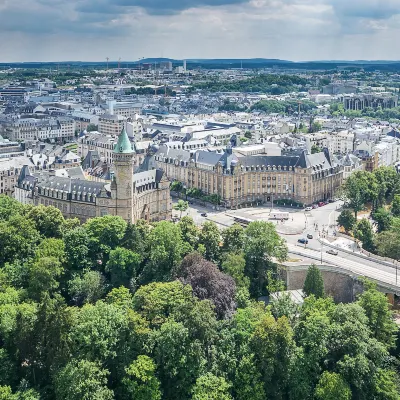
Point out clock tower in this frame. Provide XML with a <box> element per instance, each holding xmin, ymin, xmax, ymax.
<box><xmin>112</xmin><ymin>127</ymin><xmax>135</xmax><ymax>222</ymax></box>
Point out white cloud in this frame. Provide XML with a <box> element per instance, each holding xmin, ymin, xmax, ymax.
<box><xmin>0</xmin><ymin>0</ymin><xmax>400</xmax><ymax>61</ymax></box>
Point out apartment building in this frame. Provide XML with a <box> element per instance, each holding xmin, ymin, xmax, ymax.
<box><xmin>0</xmin><ymin>118</ymin><xmax>75</xmax><ymax>141</ymax></box>
<box><xmin>0</xmin><ymin>156</ymin><xmax>34</xmax><ymax>195</ymax></box>
<box><xmin>98</xmin><ymin>114</ymin><xmax>125</xmax><ymax>136</ymax></box>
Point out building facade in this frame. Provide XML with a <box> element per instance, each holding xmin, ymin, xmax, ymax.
<box><xmin>15</xmin><ymin>129</ymin><xmax>172</xmax><ymax>223</ymax></box>
<box><xmin>153</xmin><ymin>145</ymin><xmax>343</xmax><ymax>207</ymax></box>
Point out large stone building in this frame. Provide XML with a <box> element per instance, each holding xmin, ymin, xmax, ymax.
<box><xmin>15</xmin><ymin>128</ymin><xmax>172</xmax><ymax>223</ymax></box>
<box><xmin>152</xmin><ymin>145</ymin><xmax>343</xmax><ymax>207</ymax></box>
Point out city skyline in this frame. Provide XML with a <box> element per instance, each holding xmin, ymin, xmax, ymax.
<box><xmin>2</xmin><ymin>0</ymin><xmax>400</xmax><ymax>62</ymax></box>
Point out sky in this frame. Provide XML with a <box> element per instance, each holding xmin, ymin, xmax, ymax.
<box><xmin>1</xmin><ymin>0</ymin><xmax>400</xmax><ymax>62</ymax></box>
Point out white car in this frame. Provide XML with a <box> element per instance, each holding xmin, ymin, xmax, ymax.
<box><xmin>305</xmin><ymin>206</ymin><xmax>313</xmax><ymax>211</ymax></box>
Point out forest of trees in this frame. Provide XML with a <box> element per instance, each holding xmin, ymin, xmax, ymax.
<box><xmin>0</xmin><ymin>195</ymin><xmax>399</xmax><ymax>399</ymax></box>
<box><xmin>338</xmin><ymin>167</ymin><xmax>400</xmax><ymax>259</ymax></box>
<box><xmin>193</xmin><ymin>74</ymin><xmax>310</xmax><ymax>94</ymax></box>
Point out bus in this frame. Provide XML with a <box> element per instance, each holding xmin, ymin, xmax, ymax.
<box><xmin>270</xmin><ymin>211</ymin><xmax>290</xmax><ymax>220</ymax></box>
<box><xmin>233</xmin><ymin>216</ymin><xmax>253</xmax><ymax>226</ymax></box>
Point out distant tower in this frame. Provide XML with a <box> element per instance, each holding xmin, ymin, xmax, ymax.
<box><xmin>112</xmin><ymin>127</ymin><xmax>135</xmax><ymax>222</ymax></box>
<box><xmin>183</xmin><ymin>60</ymin><xmax>187</xmax><ymax>72</ymax></box>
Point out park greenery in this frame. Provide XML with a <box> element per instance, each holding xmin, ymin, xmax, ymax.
<box><xmin>0</xmin><ymin>195</ymin><xmax>398</xmax><ymax>399</ymax></box>
<box><xmin>193</xmin><ymin>74</ymin><xmax>310</xmax><ymax>94</ymax></box>
<box><xmin>330</xmin><ymin>102</ymin><xmax>400</xmax><ymax>122</ymax></box>
<box><xmin>338</xmin><ymin>167</ymin><xmax>400</xmax><ymax>257</ymax></box>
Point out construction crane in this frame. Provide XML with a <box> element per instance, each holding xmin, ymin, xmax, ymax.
<box><xmin>106</xmin><ymin>57</ymin><xmax>109</xmax><ymax>70</ymax></box>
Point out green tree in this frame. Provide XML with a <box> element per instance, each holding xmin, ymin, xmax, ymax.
<box><xmin>63</xmin><ymin>226</ymin><xmax>91</xmax><ymax>271</ymax></box>
<box><xmin>133</xmin><ymin>281</ymin><xmax>193</xmax><ymax>327</ymax></box>
<box><xmin>243</xmin><ymin>221</ymin><xmax>287</xmax><ymax>297</ymax></box>
<box><xmin>354</xmin><ymin>218</ymin><xmax>375</xmax><ymax>251</ymax></box>
<box><xmin>173</xmin><ymin>200</ymin><xmax>189</xmax><ymax>218</ymax></box>
<box><xmin>154</xmin><ymin>319</ymin><xmax>204</xmax><ymax>400</ymax></box>
<box><xmin>0</xmin><ymin>195</ymin><xmax>25</xmax><ymax>221</ymax></box>
<box><xmin>358</xmin><ymin>281</ymin><xmax>398</xmax><ymax>348</ymax></box>
<box><xmin>178</xmin><ymin>216</ymin><xmax>199</xmax><ymax>249</ymax></box>
<box><xmin>342</xmin><ymin>171</ymin><xmax>376</xmax><ymax>219</ymax></box>
<box><xmin>140</xmin><ymin>221</ymin><xmax>184</xmax><ymax>283</ymax></box>
<box><xmin>121</xmin><ymin>223</ymin><xmax>146</xmax><ymax>257</ymax></box>
<box><xmin>372</xmin><ymin>207</ymin><xmax>392</xmax><ymax>233</ymax></box>
<box><xmin>303</xmin><ymin>265</ymin><xmax>324</xmax><ymax>298</ymax></box>
<box><xmin>0</xmin><ymin>216</ymin><xmax>40</xmax><ymax>267</ymax></box>
<box><xmin>372</xmin><ymin>369</ymin><xmax>400</xmax><ymax>400</ymax></box>
<box><xmin>122</xmin><ymin>355</ymin><xmax>161</xmax><ymax>400</ymax></box>
<box><xmin>250</xmin><ymin>314</ymin><xmax>295</xmax><ymax>399</ymax></box>
<box><xmin>311</xmin><ymin>144</ymin><xmax>323</xmax><ymax>154</ymax></box>
<box><xmin>25</xmin><ymin>205</ymin><xmax>65</xmax><ymax>238</ymax></box>
<box><xmin>106</xmin><ymin>247</ymin><xmax>141</xmax><ymax>289</ymax></box>
<box><xmin>375</xmin><ymin>229</ymin><xmax>400</xmax><ymax>260</ymax></box>
<box><xmin>28</xmin><ymin>257</ymin><xmax>64</xmax><ymax>299</ymax></box>
<box><xmin>337</xmin><ymin>209</ymin><xmax>356</xmax><ymax>233</ymax></box>
<box><xmin>199</xmin><ymin>221</ymin><xmax>221</xmax><ymax>263</ymax></box>
<box><xmin>221</xmin><ymin>223</ymin><xmax>245</xmax><ymax>254</ymax></box>
<box><xmin>191</xmin><ymin>373</ymin><xmax>232</xmax><ymax>400</ymax></box>
<box><xmin>55</xmin><ymin>360</ymin><xmax>113</xmax><ymax>400</ymax></box>
<box><xmin>314</xmin><ymin>372</ymin><xmax>351</xmax><ymax>400</ymax></box>
<box><xmin>221</xmin><ymin>253</ymin><xmax>249</xmax><ymax>290</ymax></box>
<box><xmin>84</xmin><ymin>216</ymin><xmax>127</xmax><ymax>262</ymax></box>
<box><xmin>234</xmin><ymin>353</ymin><xmax>265</xmax><ymax>400</ymax></box>
<box><xmin>391</xmin><ymin>194</ymin><xmax>400</xmax><ymax>216</ymax></box>
<box><xmin>68</xmin><ymin>271</ymin><xmax>106</xmax><ymax>306</ymax></box>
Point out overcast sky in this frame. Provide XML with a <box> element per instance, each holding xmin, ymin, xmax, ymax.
<box><xmin>1</xmin><ymin>0</ymin><xmax>400</xmax><ymax>62</ymax></box>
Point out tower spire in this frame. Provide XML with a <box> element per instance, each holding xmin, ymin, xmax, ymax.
<box><xmin>114</xmin><ymin>127</ymin><xmax>134</xmax><ymax>154</ymax></box>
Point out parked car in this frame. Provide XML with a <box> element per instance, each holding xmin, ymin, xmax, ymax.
<box><xmin>307</xmin><ymin>234</ymin><xmax>313</xmax><ymax>239</ymax></box>
<box><xmin>318</xmin><ymin>201</ymin><xmax>325</xmax><ymax>207</ymax></box>
<box><xmin>298</xmin><ymin>238</ymin><xmax>308</xmax><ymax>245</ymax></box>
<box><xmin>328</xmin><ymin>199</ymin><xmax>334</xmax><ymax>203</ymax></box>
<box><xmin>305</xmin><ymin>206</ymin><xmax>313</xmax><ymax>211</ymax></box>
<box><xmin>201</xmin><ymin>213</ymin><xmax>208</xmax><ymax>217</ymax></box>
<box><xmin>312</xmin><ymin>204</ymin><xmax>318</xmax><ymax>209</ymax></box>
<box><xmin>326</xmin><ymin>249</ymin><xmax>338</xmax><ymax>256</ymax></box>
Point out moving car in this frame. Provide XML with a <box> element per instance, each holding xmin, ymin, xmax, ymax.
<box><xmin>305</xmin><ymin>206</ymin><xmax>313</xmax><ymax>211</ymax></box>
<box><xmin>298</xmin><ymin>238</ymin><xmax>309</xmax><ymax>245</ymax></box>
<box><xmin>326</xmin><ymin>249</ymin><xmax>338</xmax><ymax>256</ymax></box>
<box><xmin>307</xmin><ymin>234</ymin><xmax>313</xmax><ymax>239</ymax></box>
<box><xmin>201</xmin><ymin>213</ymin><xmax>208</xmax><ymax>217</ymax></box>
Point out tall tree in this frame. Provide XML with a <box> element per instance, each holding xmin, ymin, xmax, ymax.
<box><xmin>314</xmin><ymin>372</ymin><xmax>351</xmax><ymax>400</ymax></box>
<box><xmin>140</xmin><ymin>221</ymin><xmax>184</xmax><ymax>283</ymax></box>
<box><xmin>221</xmin><ymin>224</ymin><xmax>245</xmax><ymax>254</ymax></box>
<box><xmin>106</xmin><ymin>247</ymin><xmax>141</xmax><ymax>289</ymax></box>
<box><xmin>337</xmin><ymin>210</ymin><xmax>356</xmax><ymax>233</ymax></box>
<box><xmin>25</xmin><ymin>205</ymin><xmax>65</xmax><ymax>238</ymax></box>
<box><xmin>303</xmin><ymin>265</ymin><xmax>325</xmax><ymax>298</ymax></box>
<box><xmin>122</xmin><ymin>355</ymin><xmax>161</xmax><ymax>400</ymax></box>
<box><xmin>55</xmin><ymin>360</ymin><xmax>113</xmax><ymax>400</ymax></box>
<box><xmin>179</xmin><ymin>253</ymin><xmax>236</xmax><ymax>319</ymax></box>
<box><xmin>199</xmin><ymin>221</ymin><xmax>221</xmax><ymax>263</ymax></box>
<box><xmin>191</xmin><ymin>373</ymin><xmax>232</xmax><ymax>400</ymax></box>
<box><xmin>243</xmin><ymin>221</ymin><xmax>287</xmax><ymax>297</ymax></box>
<box><xmin>178</xmin><ymin>216</ymin><xmax>199</xmax><ymax>249</ymax></box>
<box><xmin>353</xmin><ymin>219</ymin><xmax>375</xmax><ymax>252</ymax></box>
<box><xmin>84</xmin><ymin>216</ymin><xmax>127</xmax><ymax>263</ymax></box>
<box><xmin>372</xmin><ymin>207</ymin><xmax>392</xmax><ymax>233</ymax></box>
<box><xmin>173</xmin><ymin>200</ymin><xmax>189</xmax><ymax>219</ymax></box>
<box><xmin>357</xmin><ymin>282</ymin><xmax>398</xmax><ymax>349</ymax></box>
<box><xmin>391</xmin><ymin>194</ymin><xmax>400</xmax><ymax>216</ymax></box>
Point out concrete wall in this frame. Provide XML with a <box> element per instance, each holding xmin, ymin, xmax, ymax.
<box><xmin>281</xmin><ymin>264</ymin><xmax>362</xmax><ymax>303</ymax></box>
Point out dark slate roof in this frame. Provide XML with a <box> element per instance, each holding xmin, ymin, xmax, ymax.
<box><xmin>239</xmin><ymin>155</ymin><xmax>300</xmax><ymax>169</ymax></box>
<box><xmin>82</xmin><ymin>150</ymin><xmax>101</xmax><ymax>169</ymax></box>
<box><xmin>194</xmin><ymin>150</ymin><xmax>223</xmax><ymax>166</ymax></box>
<box><xmin>135</xmin><ymin>155</ymin><xmax>158</xmax><ymax>173</ymax></box>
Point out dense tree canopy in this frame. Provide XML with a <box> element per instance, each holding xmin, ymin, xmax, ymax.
<box><xmin>0</xmin><ymin>196</ymin><xmax>398</xmax><ymax>400</ymax></box>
